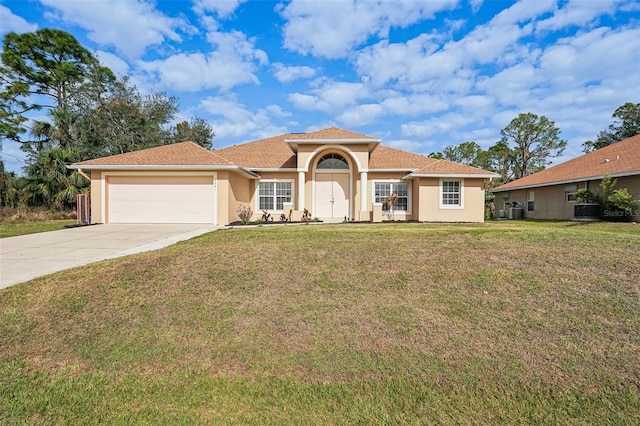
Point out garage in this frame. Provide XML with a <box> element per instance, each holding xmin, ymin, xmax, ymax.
<box><xmin>106</xmin><ymin>175</ymin><xmax>216</xmax><ymax>224</ymax></box>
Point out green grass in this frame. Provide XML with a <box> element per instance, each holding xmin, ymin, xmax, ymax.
<box><xmin>0</xmin><ymin>220</ymin><xmax>77</xmax><ymax>238</ymax></box>
<box><xmin>1</xmin><ymin>221</ymin><xmax>639</xmax><ymax>424</ymax></box>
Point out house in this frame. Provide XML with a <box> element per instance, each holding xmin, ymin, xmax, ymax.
<box><xmin>69</xmin><ymin>127</ymin><xmax>499</xmax><ymax>225</ymax></box>
<box><xmin>491</xmin><ymin>134</ymin><xmax>640</xmax><ymax>220</ymax></box>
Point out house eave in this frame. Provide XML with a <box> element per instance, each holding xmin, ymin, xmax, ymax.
<box><xmin>405</xmin><ymin>173</ymin><xmax>500</xmax><ymax>179</ymax></box>
<box><xmin>491</xmin><ymin>170</ymin><xmax>640</xmax><ymax>192</ymax></box>
<box><xmin>67</xmin><ymin>164</ymin><xmax>260</xmax><ymax>179</ymax></box>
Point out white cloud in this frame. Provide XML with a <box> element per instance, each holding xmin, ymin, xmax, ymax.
<box><xmin>39</xmin><ymin>0</ymin><xmax>195</xmax><ymax>59</ymax></box>
<box><xmin>137</xmin><ymin>29</ymin><xmax>268</xmax><ymax>92</ymax></box>
<box><xmin>198</xmin><ymin>96</ymin><xmax>287</xmax><ymax>142</ymax></box>
<box><xmin>192</xmin><ymin>0</ymin><xmax>247</xmax><ymax>18</ymax></box>
<box><xmin>0</xmin><ymin>5</ymin><xmax>37</xmax><ymax>33</ymax></box>
<box><xmin>138</xmin><ymin>51</ymin><xmax>259</xmax><ymax>92</ymax></box>
<box><xmin>288</xmin><ymin>81</ymin><xmax>368</xmax><ymax>114</ymax></box>
<box><xmin>536</xmin><ymin>0</ymin><xmax>623</xmax><ymax>32</ymax></box>
<box><xmin>95</xmin><ymin>50</ymin><xmax>129</xmax><ymax>76</ymax></box>
<box><xmin>280</xmin><ymin>0</ymin><xmax>458</xmax><ymax>59</ymax></box>
<box><xmin>273</xmin><ymin>63</ymin><xmax>316</xmax><ymax>83</ymax></box>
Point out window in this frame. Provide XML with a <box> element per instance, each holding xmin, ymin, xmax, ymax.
<box><xmin>258</xmin><ymin>181</ymin><xmax>292</xmax><ymax>211</ymax></box>
<box><xmin>440</xmin><ymin>180</ymin><xmax>462</xmax><ymax>208</ymax></box>
<box><xmin>317</xmin><ymin>153</ymin><xmax>349</xmax><ymax>169</ymax></box>
<box><xmin>374</xmin><ymin>182</ymin><xmax>409</xmax><ymax>211</ymax></box>
<box><xmin>566</xmin><ymin>192</ymin><xmax>577</xmax><ymax>202</ymax></box>
<box><xmin>527</xmin><ymin>190</ymin><xmax>535</xmax><ymax>211</ymax></box>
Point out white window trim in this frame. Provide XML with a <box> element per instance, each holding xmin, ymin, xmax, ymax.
<box><xmin>439</xmin><ymin>178</ymin><xmax>464</xmax><ymax>209</ymax></box>
<box><xmin>255</xmin><ymin>179</ymin><xmax>294</xmax><ymax>213</ymax></box>
<box><xmin>566</xmin><ymin>192</ymin><xmax>577</xmax><ymax>203</ymax></box>
<box><xmin>371</xmin><ymin>180</ymin><xmax>411</xmax><ymax>215</ymax></box>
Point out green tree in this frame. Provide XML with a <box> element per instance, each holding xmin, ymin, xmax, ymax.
<box><xmin>583</xmin><ymin>102</ymin><xmax>640</xmax><ymax>152</ymax></box>
<box><xmin>0</xmin><ymin>29</ymin><xmax>114</xmax><ymax>155</ymax></box>
<box><xmin>72</xmin><ymin>77</ymin><xmax>180</xmax><ymax>158</ymax></box>
<box><xmin>499</xmin><ymin>113</ymin><xmax>566</xmax><ymax>179</ymax></box>
<box><xmin>172</xmin><ymin>117</ymin><xmax>215</xmax><ymax>149</ymax></box>
<box><xmin>0</xmin><ymin>160</ymin><xmax>21</xmax><ymax>208</ymax></box>
<box><xmin>20</xmin><ymin>147</ymin><xmax>88</xmax><ymax>209</ymax></box>
<box><xmin>441</xmin><ymin>141</ymin><xmax>483</xmax><ymax>166</ymax></box>
<box><xmin>427</xmin><ymin>151</ymin><xmax>443</xmax><ymax>159</ymax></box>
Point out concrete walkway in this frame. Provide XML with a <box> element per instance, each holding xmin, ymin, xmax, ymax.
<box><xmin>0</xmin><ymin>224</ymin><xmax>220</xmax><ymax>290</ymax></box>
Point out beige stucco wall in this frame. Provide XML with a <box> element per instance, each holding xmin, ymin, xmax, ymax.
<box><xmin>494</xmin><ymin>175</ymin><xmax>640</xmax><ymax>220</ymax></box>
<box><xmin>416</xmin><ymin>177</ymin><xmax>486</xmax><ymax>223</ymax></box>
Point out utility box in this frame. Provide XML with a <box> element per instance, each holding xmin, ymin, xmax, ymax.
<box><xmin>510</xmin><ymin>207</ymin><xmax>523</xmax><ymax>220</ymax></box>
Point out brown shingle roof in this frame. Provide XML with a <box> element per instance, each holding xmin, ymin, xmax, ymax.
<box><xmin>411</xmin><ymin>159</ymin><xmax>500</xmax><ymax>176</ymax></box>
<box><xmin>492</xmin><ymin>134</ymin><xmax>640</xmax><ymax>191</ymax></box>
<box><xmin>286</xmin><ymin>127</ymin><xmax>378</xmax><ymax>140</ymax></box>
<box><xmin>215</xmin><ymin>134</ymin><xmax>297</xmax><ymax>168</ymax></box>
<box><xmin>74</xmin><ymin>141</ymin><xmax>233</xmax><ymax>166</ymax></box>
<box><xmin>369</xmin><ymin>145</ymin><xmax>432</xmax><ymax>169</ymax></box>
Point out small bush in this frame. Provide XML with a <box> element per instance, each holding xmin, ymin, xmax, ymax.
<box><xmin>236</xmin><ymin>205</ymin><xmax>253</xmax><ymax>225</ymax></box>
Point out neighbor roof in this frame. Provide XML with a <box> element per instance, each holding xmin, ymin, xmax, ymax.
<box><xmin>492</xmin><ymin>134</ymin><xmax>640</xmax><ymax>192</ymax></box>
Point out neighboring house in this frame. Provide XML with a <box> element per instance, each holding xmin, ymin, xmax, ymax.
<box><xmin>491</xmin><ymin>134</ymin><xmax>640</xmax><ymax>220</ymax></box>
<box><xmin>69</xmin><ymin>127</ymin><xmax>498</xmax><ymax>225</ymax></box>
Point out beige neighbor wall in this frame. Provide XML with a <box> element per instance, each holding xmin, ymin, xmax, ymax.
<box><xmin>416</xmin><ymin>177</ymin><xmax>486</xmax><ymax>222</ymax></box>
<box><xmin>496</xmin><ymin>175</ymin><xmax>640</xmax><ymax>221</ymax></box>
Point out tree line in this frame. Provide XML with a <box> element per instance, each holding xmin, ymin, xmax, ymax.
<box><xmin>429</xmin><ymin>102</ymin><xmax>640</xmax><ymax>186</ymax></box>
<box><xmin>0</xmin><ymin>29</ymin><xmax>214</xmax><ymax>210</ymax></box>
<box><xmin>1</xmin><ymin>29</ymin><xmax>638</xmax><ymax>211</ymax></box>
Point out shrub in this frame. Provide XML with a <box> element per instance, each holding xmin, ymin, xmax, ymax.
<box><xmin>608</xmin><ymin>188</ymin><xmax>639</xmax><ymax>213</ymax></box>
<box><xmin>236</xmin><ymin>205</ymin><xmax>253</xmax><ymax>224</ymax></box>
<box><xmin>574</xmin><ymin>188</ymin><xmax>595</xmax><ymax>203</ymax></box>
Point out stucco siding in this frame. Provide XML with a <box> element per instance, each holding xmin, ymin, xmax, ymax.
<box><xmin>417</xmin><ymin>177</ymin><xmax>485</xmax><ymax>222</ymax></box>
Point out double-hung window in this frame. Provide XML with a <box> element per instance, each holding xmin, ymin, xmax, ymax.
<box><xmin>527</xmin><ymin>190</ymin><xmax>535</xmax><ymax>211</ymax></box>
<box><xmin>374</xmin><ymin>182</ymin><xmax>409</xmax><ymax>211</ymax></box>
<box><xmin>258</xmin><ymin>181</ymin><xmax>292</xmax><ymax>211</ymax></box>
<box><xmin>440</xmin><ymin>180</ymin><xmax>462</xmax><ymax>208</ymax></box>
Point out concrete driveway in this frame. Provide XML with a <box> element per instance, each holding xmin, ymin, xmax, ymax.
<box><xmin>0</xmin><ymin>224</ymin><xmax>220</xmax><ymax>290</ymax></box>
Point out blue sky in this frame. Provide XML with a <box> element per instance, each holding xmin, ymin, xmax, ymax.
<box><xmin>1</xmin><ymin>0</ymin><xmax>639</xmax><ymax>174</ymax></box>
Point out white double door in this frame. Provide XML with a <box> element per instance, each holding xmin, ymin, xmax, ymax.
<box><xmin>315</xmin><ymin>173</ymin><xmax>350</xmax><ymax>219</ymax></box>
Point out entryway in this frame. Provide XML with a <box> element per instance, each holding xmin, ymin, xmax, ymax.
<box><xmin>315</xmin><ymin>173</ymin><xmax>349</xmax><ymax>219</ymax></box>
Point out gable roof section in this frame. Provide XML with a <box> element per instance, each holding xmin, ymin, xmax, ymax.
<box><xmin>369</xmin><ymin>145</ymin><xmax>432</xmax><ymax>169</ymax></box>
<box><xmin>286</xmin><ymin>127</ymin><xmax>378</xmax><ymax>141</ymax></box>
<box><xmin>410</xmin><ymin>159</ymin><xmax>501</xmax><ymax>178</ymax></box>
<box><xmin>69</xmin><ymin>141</ymin><xmax>259</xmax><ymax>178</ymax></box>
<box><xmin>492</xmin><ymin>134</ymin><xmax>640</xmax><ymax>192</ymax></box>
<box><xmin>73</xmin><ymin>141</ymin><xmax>233</xmax><ymax>166</ymax></box>
<box><xmin>214</xmin><ymin>134</ymin><xmax>297</xmax><ymax>169</ymax></box>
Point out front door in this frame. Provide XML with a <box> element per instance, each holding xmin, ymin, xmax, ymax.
<box><xmin>315</xmin><ymin>173</ymin><xmax>349</xmax><ymax>218</ymax></box>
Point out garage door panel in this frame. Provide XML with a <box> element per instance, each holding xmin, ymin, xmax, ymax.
<box><xmin>107</xmin><ymin>175</ymin><xmax>215</xmax><ymax>224</ymax></box>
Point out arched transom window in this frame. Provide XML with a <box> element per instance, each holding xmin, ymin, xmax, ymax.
<box><xmin>317</xmin><ymin>153</ymin><xmax>349</xmax><ymax>169</ymax></box>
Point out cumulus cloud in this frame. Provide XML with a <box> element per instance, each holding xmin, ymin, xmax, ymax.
<box><xmin>288</xmin><ymin>81</ymin><xmax>369</xmax><ymax>114</ymax></box>
<box><xmin>273</xmin><ymin>63</ymin><xmax>317</xmax><ymax>83</ymax></box>
<box><xmin>137</xmin><ymin>29</ymin><xmax>268</xmax><ymax>92</ymax></box>
<box><xmin>0</xmin><ymin>5</ymin><xmax>37</xmax><ymax>33</ymax></box>
<box><xmin>39</xmin><ymin>0</ymin><xmax>195</xmax><ymax>59</ymax></box>
<box><xmin>536</xmin><ymin>0</ymin><xmax>624</xmax><ymax>32</ymax></box>
<box><xmin>192</xmin><ymin>0</ymin><xmax>247</xmax><ymax>18</ymax></box>
<box><xmin>95</xmin><ymin>50</ymin><xmax>130</xmax><ymax>76</ymax></box>
<box><xmin>279</xmin><ymin>0</ymin><xmax>458</xmax><ymax>58</ymax></box>
<box><xmin>198</xmin><ymin>96</ymin><xmax>287</xmax><ymax>142</ymax></box>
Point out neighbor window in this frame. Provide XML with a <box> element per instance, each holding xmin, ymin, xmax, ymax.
<box><xmin>566</xmin><ymin>192</ymin><xmax>577</xmax><ymax>202</ymax></box>
<box><xmin>440</xmin><ymin>180</ymin><xmax>462</xmax><ymax>208</ymax></box>
<box><xmin>258</xmin><ymin>181</ymin><xmax>292</xmax><ymax>211</ymax></box>
<box><xmin>374</xmin><ymin>182</ymin><xmax>409</xmax><ymax>211</ymax></box>
<box><xmin>527</xmin><ymin>190</ymin><xmax>535</xmax><ymax>211</ymax></box>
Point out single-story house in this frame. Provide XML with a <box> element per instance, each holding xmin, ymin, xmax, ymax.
<box><xmin>69</xmin><ymin>127</ymin><xmax>499</xmax><ymax>225</ymax></box>
<box><xmin>491</xmin><ymin>134</ymin><xmax>640</xmax><ymax>220</ymax></box>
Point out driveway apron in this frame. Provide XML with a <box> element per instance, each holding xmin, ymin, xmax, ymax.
<box><xmin>0</xmin><ymin>224</ymin><xmax>220</xmax><ymax>290</ymax></box>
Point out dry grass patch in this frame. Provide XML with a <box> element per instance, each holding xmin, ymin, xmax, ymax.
<box><xmin>1</xmin><ymin>221</ymin><xmax>639</xmax><ymax>424</ymax></box>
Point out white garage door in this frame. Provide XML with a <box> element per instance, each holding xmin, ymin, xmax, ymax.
<box><xmin>107</xmin><ymin>175</ymin><xmax>216</xmax><ymax>224</ymax></box>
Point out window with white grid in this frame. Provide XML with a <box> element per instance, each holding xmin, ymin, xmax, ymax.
<box><xmin>374</xmin><ymin>182</ymin><xmax>409</xmax><ymax>211</ymax></box>
<box><xmin>258</xmin><ymin>181</ymin><xmax>292</xmax><ymax>211</ymax></box>
<box><xmin>440</xmin><ymin>180</ymin><xmax>462</xmax><ymax>208</ymax></box>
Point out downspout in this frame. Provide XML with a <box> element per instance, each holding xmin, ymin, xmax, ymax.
<box><xmin>77</xmin><ymin>168</ymin><xmax>91</xmax><ymax>181</ymax></box>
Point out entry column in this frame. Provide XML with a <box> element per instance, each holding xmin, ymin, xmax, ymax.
<box><xmin>298</xmin><ymin>171</ymin><xmax>305</xmax><ymax>210</ymax></box>
<box><xmin>360</xmin><ymin>171</ymin><xmax>368</xmax><ymax>212</ymax></box>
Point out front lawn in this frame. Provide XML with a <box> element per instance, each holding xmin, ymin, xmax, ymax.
<box><xmin>1</xmin><ymin>221</ymin><xmax>639</xmax><ymax>424</ymax></box>
<box><xmin>0</xmin><ymin>220</ymin><xmax>77</xmax><ymax>238</ymax></box>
